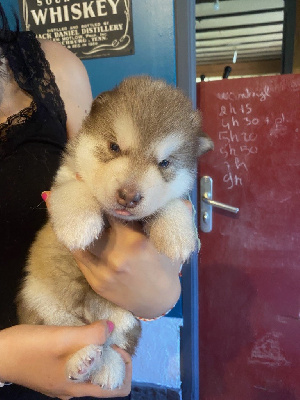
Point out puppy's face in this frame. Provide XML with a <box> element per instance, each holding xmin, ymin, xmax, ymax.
<box><xmin>71</xmin><ymin>77</ymin><xmax>213</xmax><ymax>220</ymax></box>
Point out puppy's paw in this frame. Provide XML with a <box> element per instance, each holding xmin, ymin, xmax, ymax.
<box><xmin>50</xmin><ymin>180</ymin><xmax>104</xmax><ymax>250</ymax></box>
<box><xmin>146</xmin><ymin>200</ymin><xmax>199</xmax><ymax>261</ymax></box>
<box><xmin>90</xmin><ymin>346</ymin><xmax>125</xmax><ymax>390</ymax></box>
<box><xmin>52</xmin><ymin>209</ymin><xmax>104</xmax><ymax>250</ymax></box>
<box><xmin>66</xmin><ymin>344</ymin><xmax>103</xmax><ymax>382</ymax></box>
<box><xmin>150</xmin><ymin>222</ymin><xmax>198</xmax><ymax>261</ymax></box>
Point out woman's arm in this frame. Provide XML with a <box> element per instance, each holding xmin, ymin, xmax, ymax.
<box><xmin>0</xmin><ymin>322</ymin><xmax>131</xmax><ymax>399</ymax></box>
<box><xmin>39</xmin><ymin>39</ymin><xmax>93</xmax><ymax>138</ymax></box>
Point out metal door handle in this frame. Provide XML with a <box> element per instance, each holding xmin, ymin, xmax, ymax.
<box><xmin>200</xmin><ymin>176</ymin><xmax>239</xmax><ymax>232</ymax></box>
<box><xmin>202</xmin><ymin>194</ymin><xmax>239</xmax><ymax>214</ymax></box>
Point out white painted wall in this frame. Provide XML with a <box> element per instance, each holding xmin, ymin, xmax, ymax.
<box><xmin>132</xmin><ymin>317</ymin><xmax>183</xmax><ymax>388</ymax></box>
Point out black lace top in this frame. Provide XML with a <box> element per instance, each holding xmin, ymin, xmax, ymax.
<box><xmin>0</xmin><ymin>31</ymin><xmax>67</xmax><ymax>329</ymax></box>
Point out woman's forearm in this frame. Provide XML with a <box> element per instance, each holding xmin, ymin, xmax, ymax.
<box><xmin>0</xmin><ymin>322</ymin><xmax>131</xmax><ymax>399</ymax></box>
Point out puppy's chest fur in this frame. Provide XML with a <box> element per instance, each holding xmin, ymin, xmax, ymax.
<box><xmin>18</xmin><ymin>222</ymin><xmax>140</xmax><ymax>357</ymax></box>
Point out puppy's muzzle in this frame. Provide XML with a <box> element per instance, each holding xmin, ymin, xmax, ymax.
<box><xmin>117</xmin><ymin>187</ymin><xmax>142</xmax><ymax>208</ymax></box>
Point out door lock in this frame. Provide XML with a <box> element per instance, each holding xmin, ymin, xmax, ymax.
<box><xmin>200</xmin><ymin>176</ymin><xmax>239</xmax><ymax>232</ymax></box>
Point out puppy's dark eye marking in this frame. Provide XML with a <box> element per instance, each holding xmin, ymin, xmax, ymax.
<box><xmin>110</xmin><ymin>142</ymin><xmax>120</xmax><ymax>152</ymax></box>
<box><xmin>159</xmin><ymin>159</ymin><xmax>170</xmax><ymax>168</ymax></box>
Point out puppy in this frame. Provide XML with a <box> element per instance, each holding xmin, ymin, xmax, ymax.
<box><xmin>17</xmin><ymin>76</ymin><xmax>213</xmax><ymax>389</ymax></box>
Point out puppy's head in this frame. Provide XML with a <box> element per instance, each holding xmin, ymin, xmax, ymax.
<box><xmin>71</xmin><ymin>76</ymin><xmax>213</xmax><ymax>220</ymax></box>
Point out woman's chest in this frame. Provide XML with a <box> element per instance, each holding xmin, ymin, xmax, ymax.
<box><xmin>0</xmin><ymin>85</ymin><xmax>33</xmax><ymax>124</ymax></box>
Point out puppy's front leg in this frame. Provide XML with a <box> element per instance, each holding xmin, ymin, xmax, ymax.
<box><xmin>50</xmin><ymin>170</ymin><xmax>105</xmax><ymax>250</ymax></box>
<box><xmin>145</xmin><ymin>199</ymin><xmax>199</xmax><ymax>262</ymax></box>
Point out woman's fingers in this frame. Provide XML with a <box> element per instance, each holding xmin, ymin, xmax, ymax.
<box><xmin>72</xmin><ymin>248</ymin><xmax>101</xmax><ymax>270</ymax></box>
<box><xmin>55</xmin><ymin>320</ymin><xmax>114</xmax><ymax>356</ymax></box>
<box><xmin>41</xmin><ymin>190</ymin><xmax>51</xmax><ymax>209</ymax></box>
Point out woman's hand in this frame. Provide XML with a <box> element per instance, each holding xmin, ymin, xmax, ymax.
<box><xmin>0</xmin><ymin>321</ymin><xmax>131</xmax><ymax>399</ymax></box>
<box><xmin>42</xmin><ymin>191</ymin><xmax>188</xmax><ymax>319</ymax></box>
<box><xmin>73</xmin><ymin>218</ymin><xmax>182</xmax><ymax>319</ymax></box>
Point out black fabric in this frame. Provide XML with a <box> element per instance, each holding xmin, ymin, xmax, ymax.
<box><xmin>0</xmin><ymin>384</ymin><xmax>131</xmax><ymax>400</ymax></box>
<box><xmin>0</xmin><ymin>30</ymin><xmax>67</xmax><ymax>329</ymax></box>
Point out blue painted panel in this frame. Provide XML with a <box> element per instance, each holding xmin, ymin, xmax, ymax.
<box><xmin>84</xmin><ymin>0</ymin><xmax>176</xmax><ymax>96</ymax></box>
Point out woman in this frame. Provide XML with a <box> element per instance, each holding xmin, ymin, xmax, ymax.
<box><xmin>0</xmin><ymin>4</ymin><xmax>181</xmax><ymax>399</ymax></box>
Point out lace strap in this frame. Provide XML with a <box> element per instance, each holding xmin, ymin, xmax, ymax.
<box><xmin>4</xmin><ymin>31</ymin><xmax>66</xmax><ymax>129</ymax></box>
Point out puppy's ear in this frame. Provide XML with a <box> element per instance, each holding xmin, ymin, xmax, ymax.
<box><xmin>95</xmin><ymin>91</ymin><xmax>110</xmax><ymax>101</ymax></box>
<box><xmin>198</xmin><ymin>131</ymin><xmax>214</xmax><ymax>156</ymax></box>
<box><xmin>93</xmin><ymin>91</ymin><xmax>111</xmax><ymax>106</ymax></box>
<box><xmin>191</xmin><ymin>110</ymin><xmax>214</xmax><ymax>156</ymax></box>
<box><xmin>87</xmin><ymin>91</ymin><xmax>112</xmax><ymax>118</ymax></box>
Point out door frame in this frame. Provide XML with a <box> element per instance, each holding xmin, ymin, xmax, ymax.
<box><xmin>282</xmin><ymin>0</ymin><xmax>297</xmax><ymax>73</ymax></box>
<box><xmin>174</xmin><ymin>1</ymin><xmax>199</xmax><ymax>399</ymax></box>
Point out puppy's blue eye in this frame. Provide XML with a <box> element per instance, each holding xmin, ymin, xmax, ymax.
<box><xmin>110</xmin><ymin>142</ymin><xmax>120</xmax><ymax>152</ymax></box>
<box><xmin>159</xmin><ymin>159</ymin><xmax>170</xmax><ymax>168</ymax></box>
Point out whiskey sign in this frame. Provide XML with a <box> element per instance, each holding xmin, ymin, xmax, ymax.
<box><xmin>19</xmin><ymin>0</ymin><xmax>135</xmax><ymax>59</ymax></box>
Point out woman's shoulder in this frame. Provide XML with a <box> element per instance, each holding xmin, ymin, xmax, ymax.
<box><xmin>39</xmin><ymin>39</ymin><xmax>85</xmax><ymax>75</ymax></box>
<box><xmin>38</xmin><ymin>39</ymin><xmax>93</xmax><ymax>138</ymax></box>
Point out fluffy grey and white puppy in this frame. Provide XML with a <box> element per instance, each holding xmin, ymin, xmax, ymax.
<box><xmin>17</xmin><ymin>76</ymin><xmax>213</xmax><ymax>389</ymax></box>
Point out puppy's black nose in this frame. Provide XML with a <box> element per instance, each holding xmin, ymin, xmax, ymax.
<box><xmin>117</xmin><ymin>188</ymin><xmax>142</xmax><ymax>208</ymax></box>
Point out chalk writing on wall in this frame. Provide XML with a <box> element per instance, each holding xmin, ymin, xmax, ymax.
<box><xmin>216</xmin><ymin>87</ymin><xmax>289</xmax><ymax>190</ymax></box>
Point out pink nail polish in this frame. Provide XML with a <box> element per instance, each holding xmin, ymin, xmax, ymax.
<box><xmin>41</xmin><ymin>192</ymin><xmax>48</xmax><ymax>201</ymax></box>
<box><xmin>107</xmin><ymin>321</ymin><xmax>115</xmax><ymax>333</ymax></box>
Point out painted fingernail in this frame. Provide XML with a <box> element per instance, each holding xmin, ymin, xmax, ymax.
<box><xmin>106</xmin><ymin>320</ymin><xmax>115</xmax><ymax>333</ymax></box>
<box><xmin>41</xmin><ymin>191</ymin><xmax>48</xmax><ymax>201</ymax></box>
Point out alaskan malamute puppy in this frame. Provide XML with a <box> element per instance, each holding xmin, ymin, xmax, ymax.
<box><xmin>17</xmin><ymin>76</ymin><xmax>213</xmax><ymax>389</ymax></box>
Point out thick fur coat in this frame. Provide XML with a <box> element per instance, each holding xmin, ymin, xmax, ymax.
<box><xmin>17</xmin><ymin>76</ymin><xmax>213</xmax><ymax>389</ymax></box>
